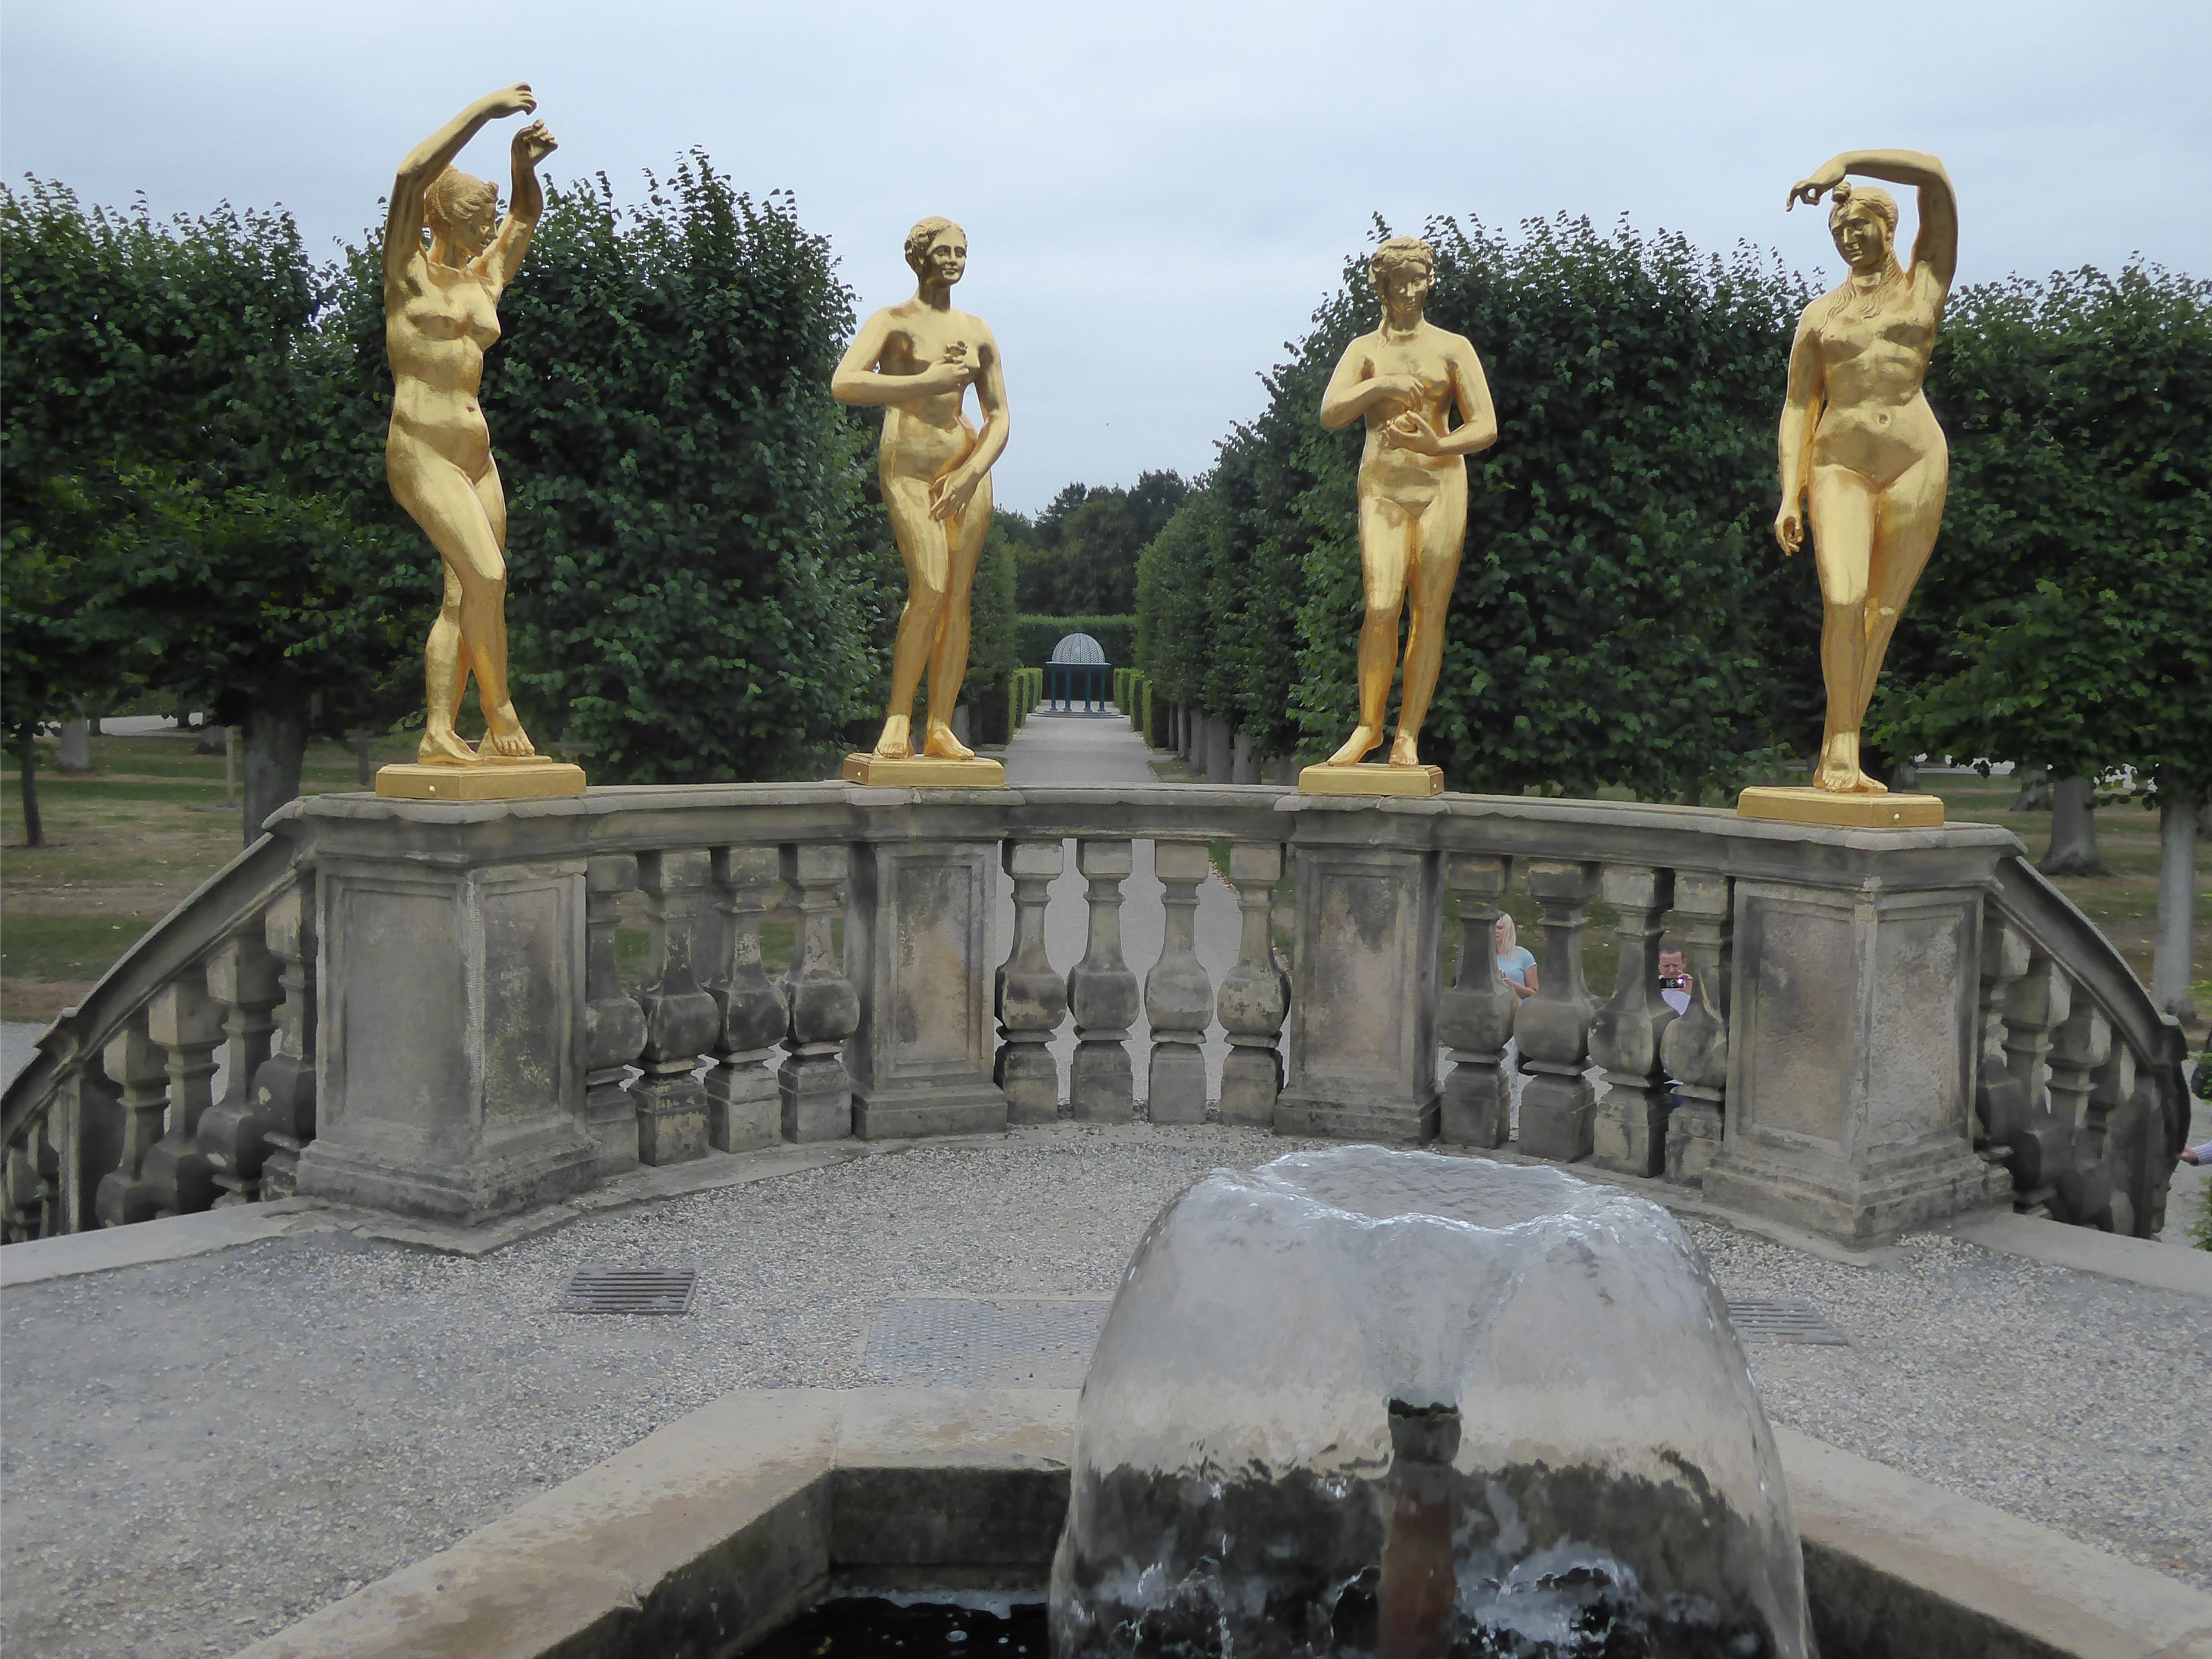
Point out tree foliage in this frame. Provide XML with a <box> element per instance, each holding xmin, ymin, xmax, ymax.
<box><xmin>1015</xmin><ymin>471</ymin><xmax>1189</xmax><ymax>615</ymax></box>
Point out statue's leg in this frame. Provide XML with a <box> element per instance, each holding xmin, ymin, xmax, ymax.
<box><xmin>922</xmin><ymin>475</ymin><xmax>992</xmax><ymax>759</ymax></box>
<box><xmin>1328</xmin><ymin>492</ymin><xmax>1410</xmax><ymax>766</ymax></box>
<box><xmin>1391</xmin><ymin>473</ymin><xmax>1468</xmax><ymax>765</ymax></box>
<box><xmin>1852</xmin><ymin>447</ymin><xmax>1949</xmax><ymax>740</ymax></box>
<box><xmin>1807</xmin><ymin>465</ymin><xmax>1877</xmax><ymax>791</ymax></box>
<box><xmin>469</xmin><ymin>458</ymin><xmax>534</xmax><ymax>758</ymax></box>
<box><xmin>391</xmin><ymin>447</ymin><xmax>512</xmax><ymax>765</ymax></box>
<box><xmin>879</xmin><ymin>474</ymin><xmax>951</xmax><ymax>759</ymax></box>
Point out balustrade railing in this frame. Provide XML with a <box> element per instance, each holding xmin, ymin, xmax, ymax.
<box><xmin>3</xmin><ymin>781</ymin><xmax>2190</xmax><ymax>1247</ymax></box>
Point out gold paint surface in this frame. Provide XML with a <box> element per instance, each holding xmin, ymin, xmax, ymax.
<box><xmin>1737</xmin><ymin>786</ymin><xmax>1944</xmax><ymax>828</ymax></box>
<box><xmin>1774</xmin><ymin>149</ymin><xmax>1959</xmax><ymax>798</ymax></box>
<box><xmin>374</xmin><ymin>761</ymin><xmax>586</xmax><ymax>802</ymax></box>
<box><xmin>833</xmin><ymin>218</ymin><xmax>1009</xmax><ymax>767</ymax></box>
<box><xmin>842</xmin><ymin>753</ymin><xmax>1005</xmax><ymax>789</ymax></box>
<box><xmin>1315</xmin><ymin>237</ymin><xmax>1499</xmax><ymax>772</ymax></box>
<box><xmin>1298</xmin><ymin>763</ymin><xmax>1444</xmax><ymax>798</ymax></box>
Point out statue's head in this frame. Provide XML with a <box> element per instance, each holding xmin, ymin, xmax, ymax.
<box><xmin>904</xmin><ymin>217</ymin><xmax>967</xmax><ymax>286</ymax></box>
<box><xmin>1368</xmin><ymin>236</ymin><xmax>1436</xmax><ymax>314</ymax></box>
<box><xmin>426</xmin><ymin>167</ymin><xmax>500</xmax><ymax>257</ymax></box>
<box><xmin>1827</xmin><ymin>182</ymin><xmax>1899</xmax><ymax>274</ymax></box>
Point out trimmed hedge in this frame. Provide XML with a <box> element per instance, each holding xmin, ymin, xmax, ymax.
<box><xmin>1018</xmin><ymin>613</ymin><xmax>1136</xmax><ymax>668</ymax></box>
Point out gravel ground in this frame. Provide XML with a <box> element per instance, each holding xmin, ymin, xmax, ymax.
<box><xmin>2</xmin><ymin>1125</ymin><xmax>2207</xmax><ymax>1658</ymax></box>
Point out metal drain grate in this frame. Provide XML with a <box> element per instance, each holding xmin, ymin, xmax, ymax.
<box><xmin>1725</xmin><ymin>1297</ymin><xmax>1848</xmax><ymax>1345</ymax></box>
<box><xmin>563</xmin><ymin>1266</ymin><xmax>699</xmax><ymax>1315</ymax></box>
<box><xmin>865</xmin><ymin>1296</ymin><xmax>1113</xmax><ymax>1386</ymax></box>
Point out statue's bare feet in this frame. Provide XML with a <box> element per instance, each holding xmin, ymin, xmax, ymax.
<box><xmin>1813</xmin><ymin>735</ymin><xmax>1887</xmax><ymax>794</ymax></box>
<box><xmin>875</xmin><ymin>716</ymin><xmax>914</xmax><ymax>761</ymax></box>
<box><xmin>1327</xmin><ymin>724</ymin><xmax>1382</xmax><ymax>766</ymax></box>
<box><xmin>481</xmin><ymin>704</ymin><xmax>537</xmax><ymax>761</ymax></box>
<box><xmin>417</xmin><ymin>728</ymin><xmax>477</xmax><ymax>766</ymax></box>
<box><xmin>1388</xmin><ymin>732</ymin><xmax>1421</xmax><ymax>767</ymax></box>
<box><xmin>923</xmin><ymin>721</ymin><xmax>975</xmax><ymax>761</ymax></box>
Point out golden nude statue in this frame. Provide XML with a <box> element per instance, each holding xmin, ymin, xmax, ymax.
<box><xmin>832</xmin><ymin>218</ymin><xmax>1009</xmax><ymax>783</ymax></box>
<box><xmin>1304</xmin><ymin>237</ymin><xmax>1497</xmax><ymax>796</ymax></box>
<box><xmin>1774</xmin><ymin>149</ymin><xmax>1958</xmax><ymax>799</ymax></box>
<box><xmin>372</xmin><ymin>83</ymin><xmax>580</xmax><ymax>800</ymax></box>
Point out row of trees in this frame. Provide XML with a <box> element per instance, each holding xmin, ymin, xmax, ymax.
<box><xmin>3</xmin><ymin>159</ymin><xmax>896</xmax><ymax>839</ymax></box>
<box><xmin>1008</xmin><ymin>472</ymin><xmax>1189</xmax><ymax>616</ymax></box>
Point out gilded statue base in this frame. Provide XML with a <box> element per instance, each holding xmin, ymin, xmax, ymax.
<box><xmin>1298</xmin><ymin>763</ymin><xmax>1444</xmax><ymax>798</ymax></box>
<box><xmin>374</xmin><ymin>761</ymin><xmax>587</xmax><ymax>802</ymax></box>
<box><xmin>1737</xmin><ymin>786</ymin><xmax>1944</xmax><ymax>829</ymax></box>
<box><xmin>843</xmin><ymin>753</ymin><xmax>1006</xmax><ymax>789</ymax></box>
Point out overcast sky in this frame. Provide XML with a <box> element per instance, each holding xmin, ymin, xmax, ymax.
<box><xmin>5</xmin><ymin>0</ymin><xmax>2207</xmax><ymax>513</ymax></box>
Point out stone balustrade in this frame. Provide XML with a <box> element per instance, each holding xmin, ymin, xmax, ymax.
<box><xmin>2</xmin><ymin>782</ymin><xmax>2192</xmax><ymax>1246</ymax></box>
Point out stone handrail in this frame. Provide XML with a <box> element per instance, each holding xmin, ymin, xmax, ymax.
<box><xmin>1</xmin><ymin>781</ymin><xmax>2184</xmax><ymax>1247</ymax></box>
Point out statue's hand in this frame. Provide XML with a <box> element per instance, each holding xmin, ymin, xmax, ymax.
<box><xmin>1383</xmin><ymin>411</ymin><xmax>1446</xmax><ymax>455</ymax></box>
<box><xmin>481</xmin><ymin>83</ymin><xmax>537</xmax><ymax>120</ymax></box>
<box><xmin>930</xmin><ymin>467</ymin><xmax>981</xmax><ymax>523</ymax></box>
<box><xmin>1774</xmin><ymin>504</ymin><xmax>1805</xmax><ymax>555</ymax></box>
<box><xmin>512</xmin><ymin>120</ymin><xmax>558</xmax><ymax>165</ymax></box>
<box><xmin>1786</xmin><ymin>159</ymin><xmax>1846</xmax><ymax>211</ymax></box>
<box><xmin>1368</xmin><ymin>373</ymin><xmax>1420</xmax><ymax>415</ymax></box>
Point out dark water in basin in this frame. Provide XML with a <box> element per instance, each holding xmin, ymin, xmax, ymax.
<box><xmin>748</xmin><ymin>1598</ymin><xmax>1047</xmax><ymax>1657</ymax></box>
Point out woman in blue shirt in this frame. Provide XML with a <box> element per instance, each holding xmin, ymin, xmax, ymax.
<box><xmin>1494</xmin><ymin>916</ymin><xmax>1538</xmax><ymax>1001</ymax></box>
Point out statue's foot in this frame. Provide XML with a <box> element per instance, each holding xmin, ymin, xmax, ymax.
<box><xmin>417</xmin><ymin>728</ymin><xmax>478</xmax><ymax>766</ymax></box>
<box><xmin>1326</xmin><ymin>724</ymin><xmax>1382</xmax><ymax>766</ymax></box>
<box><xmin>481</xmin><ymin>706</ymin><xmax>537</xmax><ymax>761</ymax></box>
<box><xmin>923</xmin><ymin>721</ymin><xmax>975</xmax><ymax>761</ymax></box>
<box><xmin>1813</xmin><ymin>759</ymin><xmax>1889</xmax><ymax>794</ymax></box>
<box><xmin>1387</xmin><ymin>732</ymin><xmax>1421</xmax><ymax>767</ymax></box>
<box><xmin>874</xmin><ymin>716</ymin><xmax>913</xmax><ymax>761</ymax></box>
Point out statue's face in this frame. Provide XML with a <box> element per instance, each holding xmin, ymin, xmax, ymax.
<box><xmin>1380</xmin><ymin>262</ymin><xmax>1433</xmax><ymax>315</ymax></box>
<box><xmin>438</xmin><ymin>188</ymin><xmax>500</xmax><ymax>256</ymax></box>
<box><xmin>1830</xmin><ymin>205</ymin><xmax>1889</xmax><ymax>273</ymax></box>
<box><xmin>920</xmin><ymin>229</ymin><xmax>967</xmax><ymax>287</ymax></box>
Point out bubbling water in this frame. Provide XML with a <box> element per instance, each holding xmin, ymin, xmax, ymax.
<box><xmin>1048</xmin><ymin>1149</ymin><xmax>1809</xmax><ymax>1658</ymax></box>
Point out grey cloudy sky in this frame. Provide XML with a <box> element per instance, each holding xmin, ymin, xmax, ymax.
<box><xmin>5</xmin><ymin>0</ymin><xmax>2206</xmax><ymax>512</ymax></box>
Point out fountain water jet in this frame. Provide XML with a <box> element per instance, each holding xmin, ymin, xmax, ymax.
<box><xmin>1049</xmin><ymin>1147</ymin><xmax>1810</xmax><ymax>1658</ymax></box>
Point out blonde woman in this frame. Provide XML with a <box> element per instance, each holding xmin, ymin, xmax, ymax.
<box><xmin>1494</xmin><ymin>915</ymin><xmax>1538</xmax><ymax>1003</ymax></box>
<box><xmin>1774</xmin><ymin>149</ymin><xmax>1958</xmax><ymax>794</ymax></box>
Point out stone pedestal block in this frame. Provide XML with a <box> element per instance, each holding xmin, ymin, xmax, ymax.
<box><xmin>297</xmin><ymin>847</ymin><xmax>594</xmax><ymax>1224</ymax></box>
<box><xmin>846</xmin><ymin>838</ymin><xmax>1006</xmax><ymax>1140</ymax></box>
<box><xmin>1278</xmin><ymin>831</ymin><xmax>1439</xmax><ymax>1143</ymax></box>
<box><xmin>1703</xmin><ymin>876</ymin><xmax>2007</xmax><ymax>1241</ymax></box>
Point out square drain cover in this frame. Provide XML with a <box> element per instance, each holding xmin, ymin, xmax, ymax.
<box><xmin>865</xmin><ymin>1296</ymin><xmax>1113</xmax><ymax>1386</ymax></box>
<box><xmin>564</xmin><ymin>1266</ymin><xmax>698</xmax><ymax>1315</ymax></box>
<box><xmin>1725</xmin><ymin>1297</ymin><xmax>1846</xmax><ymax>1345</ymax></box>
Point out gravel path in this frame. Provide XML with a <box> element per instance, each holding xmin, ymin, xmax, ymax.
<box><xmin>3</xmin><ymin>1126</ymin><xmax>2207</xmax><ymax>1658</ymax></box>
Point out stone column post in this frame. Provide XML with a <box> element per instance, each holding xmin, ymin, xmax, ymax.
<box><xmin>994</xmin><ymin>839</ymin><xmax>1066</xmax><ymax>1124</ymax></box>
<box><xmin>582</xmin><ymin>855</ymin><xmax>647</xmax><ymax>1175</ymax></box>
<box><xmin>1515</xmin><ymin>861</ymin><xmax>1601</xmax><ymax>1163</ymax></box>
<box><xmin>1660</xmin><ymin>872</ymin><xmax>1732</xmax><ymax>1186</ymax></box>
<box><xmin>703</xmin><ymin>847</ymin><xmax>787</xmax><ymax>1153</ymax></box>
<box><xmin>2045</xmin><ymin>1002</ymin><xmax>2112</xmax><ymax>1228</ymax></box>
<box><xmin>780</xmin><ymin>843</ymin><xmax>859</xmax><ymax>1143</ymax></box>
<box><xmin>1144</xmin><ymin>840</ymin><xmax>1214</xmax><ymax>1125</ymax></box>
<box><xmin>137</xmin><ymin>974</ymin><xmax>224</xmax><ymax>1216</ymax></box>
<box><xmin>248</xmin><ymin>882</ymin><xmax>317</xmax><ymax>1200</ymax></box>
<box><xmin>1589</xmin><ymin>864</ymin><xmax>1677</xmax><ymax>1177</ymax></box>
<box><xmin>198</xmin><ymin>935</ymin><xmax>284</xmax><ymax>1204</ymax></box>
<box><xmin>1970</xmin><ymin>917</ymin><xmax>2031</xmax><ymax>1201</ymax></box>
<box><xmin>1437</xmin><ymin>854</ymin><xmax>1515</xmax><ymax>1148</ymax></box>
<box><xmin>1068</xmin><ymin>839</ymin><xmax>1140</xmax><ymax>1122</ymax></box>
<box><xmin>93</xmin><ymin>1015</ymin><xmax>169</xmax><ymax>1227</ymax></box>
<box><xmin>1279</xmin><ymin>812</ymin><xmax>1441</xmax><ymax>1143</ymax></box>
<box><xmin>1217</xmin><ymin>842</ymin><xmax>1290</xmax><ymax>1125</ymax></box>
<box><xmin>633</xmin><ymin>851</ymin><xmax>719</xmax><ymax>1165</ymax></box>
<box><xmin>1994</xmin><ymin>956</ymin><xmax>2071</xmax><ymax>1214</ymax></box>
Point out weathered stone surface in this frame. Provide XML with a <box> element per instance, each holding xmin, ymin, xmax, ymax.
<box><xmin>1515</xmin><ymin>859</ymin><xmax>1601</xmax><ymax>1163</ymax></box>
<box><xmin>994</xmin><ymin>839</ymin><xmax>1066</xmax><ymax>1124</ymax></box>
<box><xmin>1142</xmin><ymin>840</ymin><xmax>1212</xmax><ymax>1126</ymax></box>
<box><xmin>1437</xmin><ymin>854</ymin><xmax>1515</xmax><ymax>1148</ymax></box>
<box><xmin>633</xmin><ymin>851</ymin><xmax>719</xmax><ymax>1166</ymax></box>
<box><xmin>582</xmin><ymin>855</ymin><xmax>646</xmax><ymax>1175</ymax></box>
<box><xmin>1662</xmin><ymin>870</ymin><xmax>1733</xmax><ymax>1188</ymax></box>
<box><xmin>1067</xmin><ymin>839</ymin><xmax>1139</xmax><ymax>1122</ymax></box>
<box><xmin>1589</xmin><ymin>863</ymin><xmax>1677</xmax><ymax>1177</ymax></box>
<box><xmin>779</xmin><ymin>844</ymin><xmax>858</xmax><ymax>1145</ymax></box>
<box><xmin>1215</xmin><ymin>841</ymin><xmax>1288</xmax><ymax>1126</ymax></box>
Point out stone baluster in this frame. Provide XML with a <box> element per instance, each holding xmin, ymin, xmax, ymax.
<box><xmin>94</xmin><ymin>1016</ymin><xmax>169</xmax><ymax>1227</ymax></box>
<box><xmin>3</xmin><ymin>1118</ymin><xmax>57</xmax><ymax>1241</ymax></box>
<box><xmin>1515</xmin><ymin>860</ymin><xmax>1601</xmax><ymax>1162</ymax></box>
<box><xmin>1437</xmin><ymin>854</ymin><xmax>1515</xmax><ymax>1148</ymax></box>
<box><xmin>1660</xmin><ymin>872</ymin><xmax>1733</xmax><ymax>1185</ymax></box>
<box><xmin>1997</xmin><ymin>954</ymin><xmax>2071</xmax><ymax>1214</ymax></box>
<box><xmin>1144</xmin><ymin>840</ymin><xmax>1214</xmax><ymax>1125</ymax></box>
<box><xmin>2087</xmin><ymin>1046</ymin><xmax>2145</xmax><ymax>1237</ymax></box>
<box><xmin>633</xmin><ymin>850</ymin><xmax>720</xmax><ymax>1165</ymax></box>
<box><xmin>703</xmin><ymin>847</ymin><xmax>787</xmax><ymax>1152</ymax></box>
<box><xmin>583</xmin><ymin>855</ymin><xmax>648</xmax><ymax>1174</ymax></box>
<box><xmin>1067</xmin><ymin>839</ymin><xmax>1140</xmax><ymax>1122</ymax></box>
<box><xmin>136</xmin><ymin>975</ymin><xmax>225</xmax><ymax>1217</ymax></box>
<box><xmin>994</xmin><ymin>839</ymin><xmax>1067</xmax><ymax>1124</ymax></box>
<box><xmin>2045</xmin><ymin>999</ymin><xmax>2112</xmax><ymax>1228</ymax></box>
<box><xmin>1589</xmin><ymin>864</ymin><xmax>1677</xmax><ymax>1177</ymax></box>
<box><xmin>198</xmin><ymin>933</ymin><xmax>285</xmax><ymax>1205</ymax></box>
<box><xmin>780</xmin><ymin>843</ymin><xmax>859</xmax><ymax>1142</ymax></box>
<box><xmin>1971</xmin><ymin>916</ymin><xmax>2032</xmax><ymax>1186</ymax></box>
<box><xmin>244</xmin><ymin>884</ymin><xmax>317</xmax><ymax>1200</ymax></box>
<box><xmin>1216</xmin><ymin>842</ymin><xmax>1289</xmax><ymax>1126</ymax></box>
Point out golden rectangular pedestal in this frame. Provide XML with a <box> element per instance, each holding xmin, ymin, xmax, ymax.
<box><xmin>1736</xmin><ymin>786</ymin><xmax>1944</xmax><ymax>828</ymax></box>
<box><xmin>1298</xmin><ymin>763</ymin><xmax>1444</xmax><ymax>798</ymax></box>
<box><xmin>843</xmin><ymin>753</ymin><xmax>1006</xmax><ymax>788</ymax></box>
<box><xmin>373</xmin><ymin>761</ymin><xmax>587</xmax><ymax>802</ymax></box>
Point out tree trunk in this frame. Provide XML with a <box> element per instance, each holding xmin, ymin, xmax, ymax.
<box><xmin>2040</xmin><ymin>777</ymin><xmax>2107</xmax><ymax>877</ymax></box>
<box><xmin>240</xmin><ymin>699</ymin><xmax>309</xmax><ymax>843</ymax></box>
<box><xmin>2011</xmin><ymin>767</ymin><xmax>2052</xmax><ymax>811</ymax></box>
<box><xmin>1887</xmin><ymin>759</ymin><xmax>1920</xmax><ymax>792</ymax></box>
<box><xmin>56</xmin><ymin>717</ymin><xmax>92</xmax><ymax>773</ymax></box>
<box><xmin>12</xmin><ymin>736</ymin><xmax>43</xmax><ymax>848</ymax></box>
<box><xmin>2152</xmin><ymin>787</ymin><xmax>2200</xmax><ymax>1022</ymax></box>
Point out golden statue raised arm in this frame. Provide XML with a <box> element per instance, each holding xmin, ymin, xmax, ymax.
<box><xmin>1773</xmin><ymin>148</ymin><xmax>1958</xmax><ymax>800</ymax></box>
<box><xmin>378</xmin><ymin>83</ymin><xmax>564</xmax><ymax>788</ymax></box>
<box><xmin>832</xmin><ymin>218</ymin><xmax>1009</xmax><ymax>781</ymax></box>
<box><xmin>1304</xmin><ymin>237</ymin><xmax>1497</xmax><ymax>796</ymax></box>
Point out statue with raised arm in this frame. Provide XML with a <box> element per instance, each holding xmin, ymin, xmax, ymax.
<box><xmin>1745</xmin><ymin>149</ymin><xmax>1958</xmax><ymax>826</ymax></box>
<box><xmin>832</xmin><ymin>217</ymin><xmax>1009</xmax><ymax>785</ymax></box>
<box><xmin>1303</xmin><ymin>237</ymin><xmax>1497</xmax><ymax>797</ymax></box>
<box><xmin>373</xmin><ymin>82</ymin><xmax>581</xmax><ymax>800</ymax></box>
